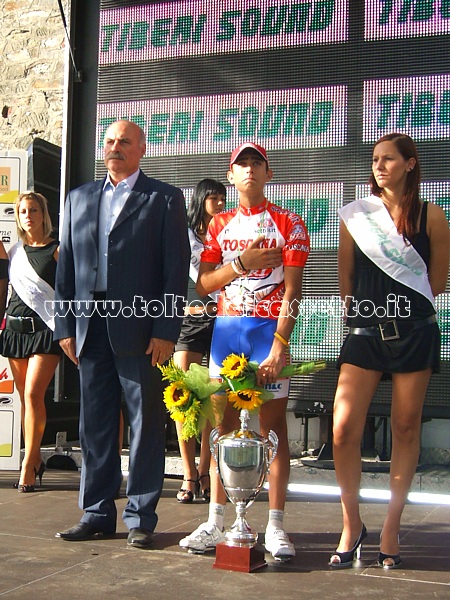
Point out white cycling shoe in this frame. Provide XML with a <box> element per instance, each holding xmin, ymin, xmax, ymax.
<box><xmin>264</xmin><ymin>527</ymin><xmax>296</xmax><ymax>561</ymax></box>
<box><xmin>179</xmin><ymin>522</ymin><xmax>225</xmax><ymax>554</ymax></box>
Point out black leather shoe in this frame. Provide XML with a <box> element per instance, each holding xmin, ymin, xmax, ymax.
<box><xmin>127</xmin><ymin>527</ymin><xmax>153</xmax><ymax>549</ymax></box>
<box><xmin>55</xmin><ymin>522</ymin><xmax>116</xmax><ymax>541</ymax></box>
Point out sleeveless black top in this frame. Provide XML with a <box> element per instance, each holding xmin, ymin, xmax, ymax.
<box><xmin>6</xmin><ymin>240</ymin><xmax>58</xmax><ymax>319</ymax></box>
<box><xmin>339</xmin><ymin>202</ymin><xmax>440</xmax><ymax>376</ymax></box>
<box><xmin>347</xmin><ymin>202</ymin><xmax>435</xmax><ymax>327</ymax></box>
<box><xmin>0</xmin><ymin>240</ymin><xmax>62</xmax><ymax>358</ymax></box>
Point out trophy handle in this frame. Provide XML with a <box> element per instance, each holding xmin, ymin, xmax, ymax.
<box><xmin>209</xmin><ymin>426</ymin><xmax>220</xmax><ymax>465</ymax></box>
<box><xmin>267</xmin><ymin>430</ymin><xmax>278</xmax><ymax>468</ymax></box>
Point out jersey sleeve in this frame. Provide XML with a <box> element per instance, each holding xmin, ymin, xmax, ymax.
<box><xmin>283</xmin><ymin>213</ymin><xmax>310</xmax><ymax>267</ymax></box>
<box><xmin>200</xmin><ymin>216</ymin><xmax>223</xmax><ymax>264</ymax></box>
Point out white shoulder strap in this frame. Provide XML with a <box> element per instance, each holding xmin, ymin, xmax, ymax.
<box><xmin>8</xmin><ymin>242</ymin><xmax>55</xmax><ymax>330</ymax></box>
<box><xmin>339</xmin><ymin>196</ymin><xmax>435</xmax><ymax>308</ymax></box>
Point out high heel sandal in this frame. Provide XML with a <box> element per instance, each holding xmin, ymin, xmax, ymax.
<box><xmin>378</xmin><ymin>533</ymin><xmax>401</xmax><ymax>569</ymax></box>
<box><xmin>329</xmin><ymin>524</ymin><xmax>367</xmax><ymax>569</ymax></box>
<box><xmin>17</xmin><ymin>461</ymin><xmax>46</xmax><ymax>494</ymax></box>
<box><xmin>198</xmin><ymin>474</ymin><xmax>210</xmax><ymax>503</ymax></box>
<box><xmin>377</xmin><ymin>552</ymin><xmax>401</xmax><ymax>569</ymax></box>
<box><xmin>176</xmin><ymin>477</ymin><xmax>199</xmax><ymax>503</ymax></box>
<box><xmin>18</xmin><ymin>482</ymin><xmax>35</xmax><ymax>493</ymax></box>
<box><xmin>35</xmin><ymin>461</ymin><xmax>45</xmax><ymax>486</ymax></box>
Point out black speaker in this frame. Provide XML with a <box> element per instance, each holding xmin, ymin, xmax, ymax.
<box><xmin>27</xmin><ymin>138</ymin><xmax>61</xmax><ymax>235</ymax></box>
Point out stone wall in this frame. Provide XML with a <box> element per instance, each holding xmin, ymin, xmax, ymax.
<box><xmin>0</xmin><ymin>0</ymin><xmax>68</xmax><ymax>152</ymax></box>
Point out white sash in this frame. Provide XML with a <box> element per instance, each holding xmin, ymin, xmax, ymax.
<box><xmin>8</xmin><ymin>241</ymin><xmax>55</xmax><ymax>330</ymax></box>
<box><xmin>188</xmin><ymin>229</ymin><xmax>219</xmax><ymax>302</ymax></box>
<box><xmin>339</xmin><ymin>195</ymin><xmax>435</xmax><ymax>308</ymax></box>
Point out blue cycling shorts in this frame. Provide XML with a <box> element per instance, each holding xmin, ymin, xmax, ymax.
<box><xmin>209</xmin><ymin>316</ymin><xmax>290</xmax><ymax>399</ymax></box>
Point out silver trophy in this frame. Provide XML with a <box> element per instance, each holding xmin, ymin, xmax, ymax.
<box><xmin>210</xmin><ymin>408</ymin><xmax>278</xmax><ymax>547</ymax></box>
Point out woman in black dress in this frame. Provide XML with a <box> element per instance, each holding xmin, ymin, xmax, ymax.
<box><xmin>173</xmin><ymin>179</ymin><xmax>226</xmax><ymax>503</ymax></box>
<box><xmin>1</xmin><ymin>192</ymin><xmax>61</xmax><ymax>492</ymax></box>
<box><xmin>329</xmin><ymin>134</ymin><xmax>449</xmax><ymax>569</ymax></box>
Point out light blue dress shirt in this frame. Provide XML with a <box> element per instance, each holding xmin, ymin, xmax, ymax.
<box><xmin>95</xmin><ymin>169</ymin><xmax>140</xmax><ymax>292</ymax></box>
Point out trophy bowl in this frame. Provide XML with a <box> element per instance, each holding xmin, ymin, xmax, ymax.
<box><xmin>210</xmin><ymin>409</ymin><xmax>278</xmax><ymax>547</ymax></box>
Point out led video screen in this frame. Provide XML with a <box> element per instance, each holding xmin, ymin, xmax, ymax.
<box><xmin>95</xmin><ymin>0</ymin><xmax>450</xmax><ymax>416</ymax></box>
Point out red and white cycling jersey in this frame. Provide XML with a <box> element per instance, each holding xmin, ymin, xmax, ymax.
<box><xmin>201</xmin><ymin>200</ymin><xmax>310</xmax><ymax>319</ymax></box>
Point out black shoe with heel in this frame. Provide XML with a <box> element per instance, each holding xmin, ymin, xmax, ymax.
<box><xmin>17</xmin><ymin>461</ymin><xmax>46</xmax><ymax>493</ymax></box>
<box><xmin>378</xmin><ymin>533</ymin><xmax>401</xmax><ymax>569</ymax></box>
<box><xmin>198</xmin><ymin>474</ymin><xmax>210</xmax><ymax>503</ymax></box>
<box><xmin>35</xmin><ymin>461</ymin><xmax>45</xmax><ymax>485</ymax></box>
<box><xmin>176</xmin><ymin>476</ymin><xmax>200</xmax><ymax>503</ymax></box>
<box><xmin>329</xmin><ymin>524</ymin><xmax>367</xmax><ymax>569</ymax></box>
<box><xmin>377</xmin><ymin>552</ymin><xmax>401</xmax><ymax>569</ymax></box>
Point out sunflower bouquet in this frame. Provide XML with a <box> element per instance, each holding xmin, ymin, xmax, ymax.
<box><xmin>220</xmin><ymin>353</ymin><xmax>326</xmax><ymax>412</ymax></box>
<box><xmin>160</xmin><ymin>355</ymin><xmax>326</xmax><ymax>440</ymax></box>
<box><xmin>159</xmin><ymin>360</ymin><xmax>223</xmax><ymax>441</ymax></box>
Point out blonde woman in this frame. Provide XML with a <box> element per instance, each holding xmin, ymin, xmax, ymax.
<box><xmin>1</xmin><ymin>192</ymin><xmax>61</xmax><ymax>492</ymax></box>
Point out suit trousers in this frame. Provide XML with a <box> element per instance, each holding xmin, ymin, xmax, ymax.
<box><xmin>77</xmin><ymin>311</ymin><xmax>166</xmax><ymax>532</ymax></box>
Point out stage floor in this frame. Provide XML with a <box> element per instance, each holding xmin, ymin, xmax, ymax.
<box><xmin>1</xmin><ymin>467</ymin><xmax>449</xmax><ymax>599</ymax></box>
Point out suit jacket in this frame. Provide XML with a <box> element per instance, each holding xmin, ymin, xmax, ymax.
<box><xmin>54</xmin><ymin>171</ymin><xmax>190</xmax><ymax>358</ymax></box>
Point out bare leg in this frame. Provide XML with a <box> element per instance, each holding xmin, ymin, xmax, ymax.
<box><xmin>173</xmin><ymin>350</ymin><xmax>208</xmax><ymax>499</ymax></box>
<box><xmin>380</xmin><ymin>369</ymin><xmax>431</xmax><ymax>559</ymax></box>
<box><xmin>10</xmin><ymin>354</ymin><xmax>60</xmax><ymax>486</ymax></box>
<box><xmin>259</xmin><ymin>397</ymin><xmax>289</xmax><ymax>510</ymax></box>
<box><xmin>175</xmin><ymin>423</ymin><xmax>199</xmax><ymax>497</ymax></box>
<box><xmin>9</xmin><ymin>357</ymin><xmax>27</xmax><ymax>444</ymax></box>
<box><xmin>209</xmin><ymin>397</ymin><xmax>240</xmax><ymax>506</ymax></box>
<box><xmin>198</xmin><ymin>419</ymin><xmax>212</xmax><ymax>498</ymax></box>
<box><xmin>332</xmin><ymin>364</ymin><xmax>381</xmax><ymax>552</ymax></box>
<box><xmin>178</xmin><ymin>396</ymin><xmax>238</xmax><ymax>550</ymax></box>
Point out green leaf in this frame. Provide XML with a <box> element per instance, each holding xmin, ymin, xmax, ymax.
<box><xmin>184</xmin><ymin>363</ymin><xmax>223</xmax><ymax>399</ymax></box>
<box><xmin>280</xmin><ymin>361</ymin><xmax>326</xmax><ymax>378</ymax></box>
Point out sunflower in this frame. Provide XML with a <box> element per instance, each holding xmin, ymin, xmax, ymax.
<box><xmin>220</xmin><ymin>353</ymin><xmax>248</xmax><ymax>379</ymax></box>
<box><xmin>227</xmin><ymin>388</ymin><xmax>264</xmax><ymax>411</ymax></box>
<box><xmin>163</xmin><ymin>382</ymin><xmax>190</xmax><ymax>409</ymax></box>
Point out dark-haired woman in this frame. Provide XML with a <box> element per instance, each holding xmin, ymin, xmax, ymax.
<box><xmin>173</xmin><ymin>179</ymin><xmax>226</xmax><ymax>503</ymax></box>
<box><xmin>329</xmin><ymin>134</ymin><xmax>449</xmax><ymax>569</ymax></box>
<box><xmin>1</xmin><ymin>192</ymin><xmax>62</xmax><ymax>492</ymax></box>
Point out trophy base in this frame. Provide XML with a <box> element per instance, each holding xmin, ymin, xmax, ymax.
<box><xmin>225</xmin><ymin>531</ymin><xmax>258</xmax><ymax>546</ymax></box>
<box><xmin>213</xmin><ymin>542</ymin><xmax>267</xmax><ymax>572</ymax></box>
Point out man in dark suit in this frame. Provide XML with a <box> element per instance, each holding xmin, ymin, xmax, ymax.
<box><xmin>54</xmin><ymin>120</ymin><xmax>189</xmax><ymax>548</ymax></box>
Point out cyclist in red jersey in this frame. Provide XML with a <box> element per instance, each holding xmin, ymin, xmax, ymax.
<box><xmin>179</xmin><ymin>143</ymin><xmax>310</xmax><ymax>561</ymax></box>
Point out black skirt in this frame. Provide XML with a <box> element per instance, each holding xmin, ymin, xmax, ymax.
<box><xmin>0</xmin><ymin>327</ymin><xmax>63</xmax><ymax>358</ymax></box>
<box><xmin>174</xmin><ymin>313</ymin><xmax>215</xmax><ymax>355</ymax></box>
<box><xmin>337</xmin><ymin>322</ymin><xmax>440</xmax><ymax>379</ymax></box>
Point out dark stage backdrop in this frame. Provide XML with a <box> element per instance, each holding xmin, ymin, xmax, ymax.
<box><xmin>92</xmin><ymin>0</ymin><xmax>450</xmax><ymax>417</ymax></box>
